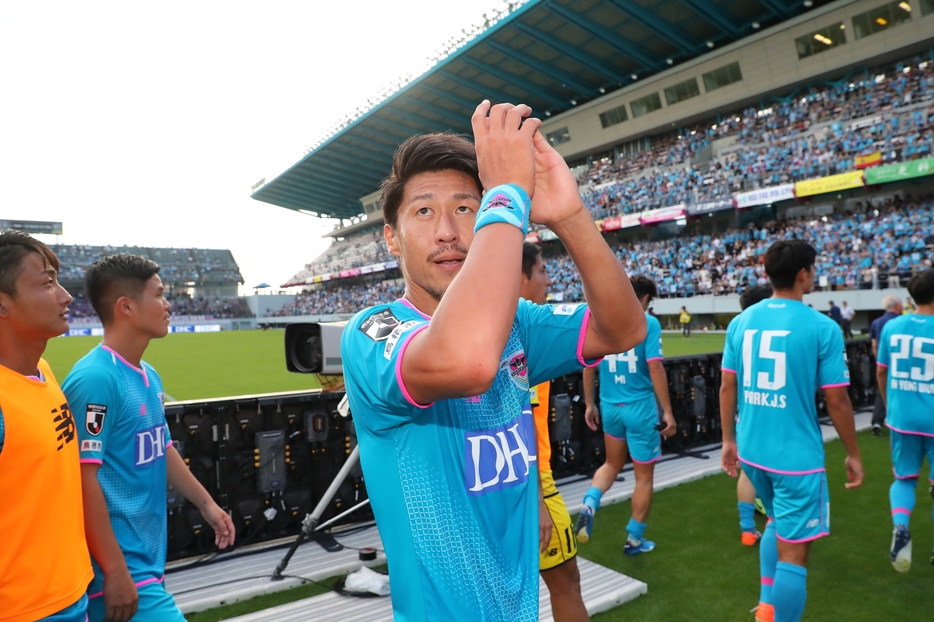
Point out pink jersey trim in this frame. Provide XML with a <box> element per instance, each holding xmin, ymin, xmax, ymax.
<box><xmin>396</xmin><ymin>298</ymin><xmax>431</xmax><ymax>320</ymax></box>
<box><xmin>892</xmin><ymin>507</ymin><xmax>912</xmax><ymax>516</ymax></box>
<box><xmin>887</xmin><ymin>423</ymin><xmax>934</xmax><ymax>438</ymax></box>
<box><xmin>738</xmin><ymin>456</ymin><xmax>826</xmax><ymax>476</ymax></box>
<box><xmin>820</xmin><ymin>382</ymin><xmax>850</xmax><ymax>389</ymax></box>
<box><xmin>576</xmin><ymin>308</ymin><xmax>603</xmax><ymax>368</ymax></box>
<box><xmin>80</xmin><ymin>458</ymin><xmax>103</xmax><ymax>465</ymax></box>
<box><xmin>721</xmin><ymin>367</ymin><xmax>737</xmax><ymax>374</ymax></box>
<box><xmin>776</xmin><ymin>531</ymin><xmax>829</xmax><ymax>544</ymax></box>
<box><xmin>101</xmin><ymin>345</ymin><xmax>150</xmax><ymax>388</ymax></box>
<box><xmin>646</xmin><ymin>357</ymin><xmax>664</xmax><ymax>363</ymax></box>
<box><xmin>876</xmin><ymin>362</ymin><xmax>889</xmax><ymax>368</ymax></box>
<box><xmin>395</xmin><ymin>324</ymin><xmax>432</xmax><ymax>409</ymax></box>
<box><xmin>605</xmin><ymin>432</ymin><xmax>627</xmax><ymax>442</ymax></box>
<box><xmin>166</xmin><ymin>440</ymin><xmax>173</xmax><ymax>449</ymax></box>
<box><xmin>760</xmin><ymin>577</ymin><xmax>774</xmax><ymax>587</ymax></box>
<box><xmin>89</xmin><ymin>575</ymin><xmax>164</xmax><ymax>600</ymax></box>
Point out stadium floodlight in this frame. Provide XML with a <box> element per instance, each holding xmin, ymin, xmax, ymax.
<box><xmin>706</xmin><ymin>41</ymin><xmax>714</xmax><ymax>48</ymax></box>
<box><xmin>752</xmin><ymin>22</ymin><xmax>760</xmax><ymax>29</ymax></box>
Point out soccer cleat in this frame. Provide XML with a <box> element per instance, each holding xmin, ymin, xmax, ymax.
<box><xmin>755</xmin><ymin>602</ymin><xmax>774</xmax><ymax>622</ymax></box>
<box><xmin>575</xmin><ymin>507</ymin><xmax>594</xmax><ymax>544</ymax></box>
<box><xmin>624</xmin><ymin>538</ymin><xmax>656</xmax><ymax>555</ymax></box>
<box><xmin>872</xmin><ymin>424</ymin><xmax>882</xmax><ymax>436</ymax></box>
<box><xmin>754</xmin><ymin>498</ymin><xmax>767</xmax><ymax>516</ymax></box>
<box><xmin>890</xmin><ymin>525</ymin><xmax>912</xmax><ymax>573</ymax></box>
<box><xmin>741</xmin><ymin>529</ymin><xmax>762</xmax><ymax>546</ymax></box>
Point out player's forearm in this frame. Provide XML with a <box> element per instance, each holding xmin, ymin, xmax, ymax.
<box><xmin>551</xmin><ymin>207</ymin><xmax>645</xmax><ymax>358</ymax></box>
<box><xmin>582</xmin><ymin>366</ymin><xmax>597</xmax><ymax>407</ymax></box>
<box><xmin>165</xmin><ymin>445</ymin><xmax>214</xmax><ymax>509</ymax></box>
<box><xmin>825</xmin><ymin>389</ymin><xmax>860</xmax><ymax>458</ymax></box>
<box><xmin>876</xmin><ymin>368</ymin><xmax>888</xmax><ymax>407</ymax></box>
<box><xmin>81</xmin><ymin>467</ymin><xmax>130</xmax><ymax>577</ymax></box>
<box><xmin>649</xmin><ymin>362</ymin><xmax>672</xmax><ymax>413</ymax></box>
<box><xmin>719</xmin><ymin>374</ymin><xmax>737</xmax><ymax>442</ymax></box>
<box><xmin>871</xmin><ymin>339</ymin><xmax>878</xmax><ymax>358</ymax></box>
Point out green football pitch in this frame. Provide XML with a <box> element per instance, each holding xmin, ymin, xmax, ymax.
<box><xmin>42</xmin><ymin>330</ymin><xmax>726</xmax><ymax>401</ymax></box>
<box><xmin>184</xmin><ymin>432</ymin><xmax>934</xmax><ymax>622</ymax></box>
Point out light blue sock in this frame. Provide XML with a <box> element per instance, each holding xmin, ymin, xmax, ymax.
<box><xmin>772</xmin><ymin>562</ymin><xmax>807</xmax><ymax>622</ymax></box>
<box><xmin>889</xmin><ymin>478</ymin><xmax>917</xmax><ymax>527</ymax></box>
<box><xmin>626</xmin><ymin>517</ymin><xmax>646</xmax><ymax>542</ymax></box>
<box><xmin>759</xmin><ymin>520</ymin><xmax>778</xmax><ymax>605</ymax></box>
<box><xmin>739</xmin><ymin>502</ymin><xmax>757</xmax><ymax>532</ymax></box>
<box><xmin>583</xmin><ymin>487</ymin><xmax>603</xmax><ymax>514</ymax></box>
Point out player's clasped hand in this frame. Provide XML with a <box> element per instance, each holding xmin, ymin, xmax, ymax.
<box><xmin>844</xmin><ymin>454</ymin><xmax>865</xmax><ymax>489</ymax></box>
<box><xmin>721</xmin><ymin>439</ymin><xmax>740</xmax><ymax>478</ymax></box>
<box><xmin>471</xmin><ymin>100</ymin><xmax>541</xmax><ymax>198</ymax></box>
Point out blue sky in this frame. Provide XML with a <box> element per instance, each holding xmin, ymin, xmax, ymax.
<box><xmin>0</xmin><ymin>0</ymin><xmax>499</xmax><ymax>289</ymax></box>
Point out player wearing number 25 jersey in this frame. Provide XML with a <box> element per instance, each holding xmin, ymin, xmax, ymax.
<box><xmin>876</xmin><ymin>269</ymin><xmax>934</xmax><ymax>573</ymax></box>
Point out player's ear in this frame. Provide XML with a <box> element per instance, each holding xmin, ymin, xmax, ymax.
<box><xmin>0</xmin><ymin>293</ymin><xmax>10</xmax><ymax>319</ymax></box>
<box><xmin>114</xmin><ymin>295</ymin><xmax>133</xmax><ymax>320</ymax></box>
<box><xmin>385</xmin><ymin>223</ymin><xmax>402</xmax><ymax>258</ymax></box>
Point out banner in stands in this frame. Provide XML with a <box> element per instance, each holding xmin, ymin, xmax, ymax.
<box><xmin>855</xmin><ymin>152</ymin><xmax>882</xmax><ymax>170</ymax></box>
<box><xmin>170</xmin><ymin>324</ymin><xmax>222</xmax><ymax>333</ymax></box>
<box><xmin>0</xmin><ymin>219</ymin><xmax>63</xmax><ymax>235</ymax></box>
<box><xmin>734</xmin><ymin>183</ymin><xmax>794</xmax><ymax>209</ymax></box>
<box><xmin>686</xmin><ymin>198</ymin><xmax>734</xmax><ymax>216</ymax></box>
<box><xmin>640</xmin><ymin>204</ymin><xmax>685</xmax><ymax>225</ymax></box>
<box><xmin>65</xmin><ymin>327</ymin><xmax>104</xmax><ymax>337</ymax></box>
<box><xmin>865</xmin><ymin>156</ymin><xmax>934</xmax><ymax>185</ymax></box>
<box><xmin>794</xmin><ymin>170</ymin><xmax>864</xmax><ymax>197</ymax></box>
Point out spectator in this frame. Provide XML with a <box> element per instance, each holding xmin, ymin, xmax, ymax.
<box><xmin>828</xmin><ymin>300</ymin><xmax>842</xmax><ymax>325</ymax></box>
<box><xmin>840</xmin><ymin>301</ymin><xmax>855</xmax><ymax>339</ymax></box>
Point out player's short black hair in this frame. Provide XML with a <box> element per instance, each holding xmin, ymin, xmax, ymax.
<box><xmin>739</xmin><ymin>284</ymin><xmax>773</xmax><ymax>310</ymax></box>
<box><xmin>379</xmin><ymin>133</ymin><xmax>481</xmax><ymax>230</ymax></box>
<box><xmin>521</xmin><ymin>242</ymin><xmax>542</xmax><ymax>279</ymax></box>
<box><xmin>0</xmin><ymin>229</ymin><xmax>60</xmax><ymax>297</ymax></box>
<box><xmin>764</xmin><ymin>240</ymin><xmax>816</xmax><ymax>290</ymax></box>
<box><xmin>907</xmin><ymin>270</ymin><xmax>934</xmax><ymax>306</ymax></box>
<box><xmin>631</xmin><ymin>275</ymin><xmax>658</xmax><ymax>301</ymax></box>
<box><xmin>85</xmin><ymin>254</ymin><xmax>160</xmax><ymax>325</ymax></box>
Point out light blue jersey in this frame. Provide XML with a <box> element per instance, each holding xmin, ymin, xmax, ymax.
<box><xmin>598</xmin><ymin>312</ymin><xmax>662</xmax><ymax>406</ymax></box>
<box><xmin>722</xmin><ymin>299</ymin><xmax>849</xmax><ymax>474</ymax></box>
<box><xmin>62</xmin><ymin>345</ymin><xmax>173</xmax><ymax>598</ymax></box>
<box><xmin>877</xmin><ymin>314</ymin><xmax>934</xmax><ymax>436</ymax></box>
<box><xmin>341</xmin><ymin>298</ymin><xmax>599</xmax><ymax>622</ymax></box>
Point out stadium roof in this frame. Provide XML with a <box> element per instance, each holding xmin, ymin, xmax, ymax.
<box><xmin>252</xmin><ymin>0</ymin><xmax>819</xmax><ymax>220</ymax></box>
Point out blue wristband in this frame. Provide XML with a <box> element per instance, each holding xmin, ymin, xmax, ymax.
<box><xmin>474</xmin><ymin>184</ymin><xmax>531</xmax><ymax>236</ymax></box>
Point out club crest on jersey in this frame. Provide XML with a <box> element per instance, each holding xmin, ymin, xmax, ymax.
<box><xmin>501</xmin><ymin>351</ymin><xmax>529</xmax><ymax>390</ymax></box>
<box><xmin>359</xmin><ymin>309</ymin><xmax>400</xmax><ymax>342</ymax></box>
<box><xmin>86</xmin><ymin>404</ymin><xmax>107</xmax><ymax>436</ymax></box>
<box><xmin>464</xmin><ymin>409</ymin><xmax>536</xmax><ymax>496</ymax></box>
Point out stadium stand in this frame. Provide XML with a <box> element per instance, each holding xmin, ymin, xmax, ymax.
<box><xmin>51</xmin><ymin>244</ymin><xmax>253</xmax><ymax>321</ymax></box>
<box><xmin>274</xmin><ymin>51</ymin><xmax>934</xmax><ymax>316</ymax></box>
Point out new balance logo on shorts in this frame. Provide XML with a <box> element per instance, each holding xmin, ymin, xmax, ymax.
<box><xmin>464</xmin><ymin>410</ymin><xmax>536</xmax><ymax>495</ymax></box>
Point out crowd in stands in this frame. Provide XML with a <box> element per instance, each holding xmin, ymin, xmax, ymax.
<box><xmin>268</xmin><ymin>198</ymin><xmax>933</xmax><ymax>316</ymax></box>
<box><xmin>273</xmin><ymin>52</ymin><xmax>934</xmax><ymax>316</ymax></box>
<box><xmin>270</xmin><ymin>280</ymin><xmax>404</xmax><ymax>316</ymax></box>
<box><xmin>67</xmin><ymin>292</ymin><xmax>253</xmax><ymax>323</ymax></box>
<box><xmin>578</xmin><ymin>55</ymin><xmax>933</xmax><ymax>220</ymax></box>
<box><xmin>52</xmin><ymin>244</ymin><xmax>245</xmax><ymax>286</ymax></box>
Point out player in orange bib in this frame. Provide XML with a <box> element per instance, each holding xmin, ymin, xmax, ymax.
<box><xmin>522</xmin><ymin>242</ymin><xmax>589</xmax><ymax>622</ymax></box>
<box><xmin>0</xmin><ymin>230</ymin><xmax>94</xmax><ymax>622</ymax></box>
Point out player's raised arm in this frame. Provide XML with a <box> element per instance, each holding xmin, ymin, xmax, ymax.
<box><xmin>530</xmin><ymin>130</ymin><xmax>645</xmax><ymax>361</ymax></box>
<box><xmin>397</xmin><ymin>101</ymin><xmax>541</xmax><ymax>404</ymax></box>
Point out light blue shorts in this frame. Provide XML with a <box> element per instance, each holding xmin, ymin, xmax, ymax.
<box><xmin>741</xmin><ymin>463</ymin><xmax>830</xmax><ymax>543</ymax></box>
<box><xmin>601</xmin><ymin>399</ymin><xmax>661</xmax><ymax>464</ymax></box>
<box><xmin>88</xmin><ymin>580</ymin><xmax>184</xmax><ymax>622</ymax></box>
<box><xmin>890</xmin><ymin>428</ymin><xmax>934</xmax><ymax>481</ymax></box>
<box><xmin>41</xmin><ymin>593</ymin><xmax>88</xmax><ymax>622</ymax></box>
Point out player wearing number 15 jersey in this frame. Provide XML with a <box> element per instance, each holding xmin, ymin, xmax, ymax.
<box><xmin>720</xmin><ymin>240</ymin><xmax>863</xmax><ymax>622</ymax></box>
<box><xmin>876</xmin><ymin>269</ymin><xmax>934</xmax><ymax>573</ymax></box>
